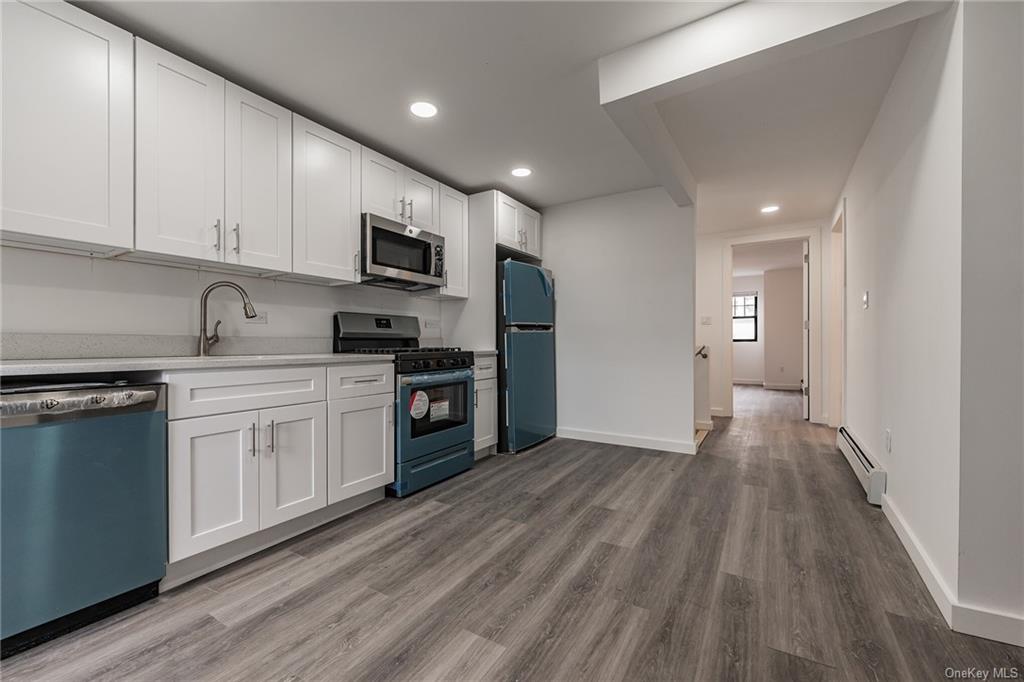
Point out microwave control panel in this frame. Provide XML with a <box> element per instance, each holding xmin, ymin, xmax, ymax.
<box><xmin>434</xmin><ymin>244</ymin><xmax>444</xmax><ymax>277</ymax></box>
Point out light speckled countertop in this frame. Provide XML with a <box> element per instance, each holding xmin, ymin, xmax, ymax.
<box><xmin>474</xmin><ymin>349</ymin><xmax>498</xmax><ymax>355</ymax></box>
<box><xmin>0</xmin><ymin>353</ymin><xmax>393</xmax><ymax>377</ymax></box>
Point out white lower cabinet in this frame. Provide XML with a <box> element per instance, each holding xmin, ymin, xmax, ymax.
<box><xmin>327</xmin><ymin>394</ymin><xmax>395</xmax><ymax>504</ymax></box>
<box><xmin>258</xmin><ymin>402</ymin><xmax>327</xmax><ymax>529</ymax></box>
<box><xmin>474</xmin><ymin>378</ymin><xmax>498</xmax><ymax>451</ymax></box>
<box><xmin>169</xmin><ymin>411</ymin><xmax>260</xmax><ymax>562</ymax></box>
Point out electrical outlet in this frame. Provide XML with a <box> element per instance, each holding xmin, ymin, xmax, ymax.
<box><xmin>700</xmin><ymin>316</ymin><xmax>712</xmax><ymax>326</ymax></box>
<box><xmin>422</xmin><ymin>318</ymin><xmax>441</xmax><ymax>331</ymax></box>
<box><xmin>885</xmin><ymin>429</ymin><xmax>892</xmax><ymax>454</ymax></box>
<box><xmin>245</xmin><ymin>311</ymin><xmax>268</xmax><ymax>325</ymax></box>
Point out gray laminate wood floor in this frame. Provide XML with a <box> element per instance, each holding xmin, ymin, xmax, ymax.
<box><xmin>4</xmin><ymin>386</ymin><xmax>1022</xmax><ymax>681</ymax></box>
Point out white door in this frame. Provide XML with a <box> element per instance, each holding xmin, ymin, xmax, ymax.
<box><xmin>292</xmin><ymin>115</ymin><xmax>361</xmax><ymax>282</ymax></box>
<box><xmin>135</xmin><ymin>40</ymin><xmax>225</xmax><ymax>262</ymax></box>
<box><xmin>519</xmin><ymin>208</ymin><xmax>541</xmax><ymax>258</ymax></box>
<box><xmin>1</xmin><ymin>1</ymin><xmax>134</xmax><ymax>250</ymax></box>
<box><xmin>168</xmin><ymin>411</ymin><xmax>260</xmax><ymax>562</ymax></box>
<box><xmin>404</xmin><ymin>168</ymin><xmax>439</xmax><ymax>232</ymax></box>
<box><xmin>438</xmin><ymin>185</ymin><xmax>469</xmax><ymax>299</ymax></box>
<box><xmin>474</xmin><ymin>378</ymin><xmax>498</xmax><ymax>451</ymax></box>
<box><xmin>259</xmin><ymin>402</ymin><xmax>327</xmax><ymax>529</ymax></box>
<box><xmin>361</xmin><ymin>148</ymin><xmax>404</xmax><ymax>222</ymax></box>
<box><xmin>225</xmin><ymin>83</ymin><xmax>292</xmax><ymax>271</ymax></box>
<box><xmin>802</xmin><ymin>240</ymin><xmax>811</xmax><ymax>420</ymax></box>
<box><xmin>327</xmin><ymin>394</ymin><xmax>394</xmax><ymax>504</ymax></box>
<box><xmin>495</xmin><ymin>192</ymin><xmax>521</xmax><ymax>250</ymax></box>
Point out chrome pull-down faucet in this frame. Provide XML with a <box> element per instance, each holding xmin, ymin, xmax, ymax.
<box><xmin>198</xmin><ymin>281</ymin><xmax>258</xmax><ymax>356</ymax></box>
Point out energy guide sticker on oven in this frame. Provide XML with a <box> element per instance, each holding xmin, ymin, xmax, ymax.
<box><xmin>409</xmin><ymin>391</ymin><xmax>429</xmax><ymax>419</ymax></box>
<box><xmin>430</xmin><ymin>399</ymin><xmax>450</xmax><ymax>422</ymax></box>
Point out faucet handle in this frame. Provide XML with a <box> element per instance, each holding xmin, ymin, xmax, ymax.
<box><xmin>207</xmin><ymin>319</ymin><xmax>222</xmax><ymax>348</ymax></box>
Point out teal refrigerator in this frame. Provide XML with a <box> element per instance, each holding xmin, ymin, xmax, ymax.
<box><xmin>497</xmin><ymin>259</ymin><xmax>556</xmax><ymax>453</ymax></box>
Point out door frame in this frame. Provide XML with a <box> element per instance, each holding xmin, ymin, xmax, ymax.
<box><xmin>720</xmin><ymin>224</ymin><xmax>824</xmax><ymax>423</ymax></box>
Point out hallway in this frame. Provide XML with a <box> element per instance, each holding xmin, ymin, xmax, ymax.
<box><xmin>4</xmin><ymin>393</ymin><xmax>1022</xmax><ymax>680</ymax></box>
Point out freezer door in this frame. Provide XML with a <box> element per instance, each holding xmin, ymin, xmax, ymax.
<box><xmin>505</xmin><ymin>329</ymin><xmax>556</xmax><ymax>452</ymax></box>
<box><xmin>503</xmin><ymin>260</ymin><xmax>554</xmax><ymax>326</ymax></box>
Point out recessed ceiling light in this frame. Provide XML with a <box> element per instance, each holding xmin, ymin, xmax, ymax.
<box><xmin>409</xmin><ymin>101</ymin><xmax>438</xmax><ymax>118</ymax></box>
<box><xmin>511</xmin><ymin>167</ymin><xmax>532</xmax><ymax>178</ymax></box>
<box><xmin>760</xmin><ymin>204</ymin><xmax>780</xmax><ymax>214</ymax></box>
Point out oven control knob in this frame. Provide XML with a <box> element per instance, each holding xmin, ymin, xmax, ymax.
<box><xmin>436</xmin><ymin>359</ymin><xmax>448</xmax><ymax>368</ymax></box>
<box><xmin>459</xmin><ymin>358</ymin><xmax>469</xmax><ymax>366</ymax></box>
<box><xmin>411</xmin><ymin>360</ymin><xmax>423</xmax><ymax>370</ymax></box>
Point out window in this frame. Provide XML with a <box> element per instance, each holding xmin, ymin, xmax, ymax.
<box><xmin>732</xmin><ymin>293</ymin><xmax>758</xmax><ymax>342</ymax></box>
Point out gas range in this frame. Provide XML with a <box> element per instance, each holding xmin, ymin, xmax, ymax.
<box><xmin>351</xmin><ymin>347</ymin><xmax>474</xmax><ymax>374</ymax></box>
<box><xmin>333</xmin><ymin>311</ymin><xmax>477</xmax><ymax>498</ymax></box>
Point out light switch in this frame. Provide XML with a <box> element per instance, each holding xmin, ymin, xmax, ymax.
<box><xmin>862</xmin><ymin>291</ymin><xmax>870</xmax><ymax>310</ymax></box>
<box><xmin>700</xmin><ymin>316</ymin><xmax>712</xmax><ymax>326</ymax></box>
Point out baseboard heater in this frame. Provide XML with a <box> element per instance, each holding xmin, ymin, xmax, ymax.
<box><xmin>836</xmin><ymin>426</ymin><xmax>886</xmax><ymax>505</ymax></box>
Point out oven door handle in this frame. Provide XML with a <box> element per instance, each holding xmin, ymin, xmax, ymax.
<box><xmin>400</xmin><ymin>369</ymin><xmax>474</xmax><ymax>387</ymax></box>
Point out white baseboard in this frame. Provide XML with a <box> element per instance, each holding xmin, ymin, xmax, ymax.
<box><xmin>695</xmin><ymin>419</ymin><xmax>714</xmax><ymax>431</ymax></box>
<box><xmin>763</xmin><ymin>382</ymin><xmax>801</xmax><ymax>391</ymax></box>
<box><xmin>882</xmin><ymin>494</ymin><xmax>955</xmax><ymax>623</ymax></box>
<box><xmin>732</xmin><ymin>379</ymin><xmax>762</xmax><ymax>386</ymax></box>
<box><xmin>557</xmin><ymin>427</ymin><xmax>696</xmax><ymax>455</ymax></box>
<box><xmin>883</xmin><ymin>494</ymin><xmax>1024</xmax><ymax>646</ymax></box>
<box><xmin>711</xmin><ymin>407</ymin><xmax>729</xmax><ymax>417</ymax></box>
<box><xmin>951</xmin><ymin>602</ymin><xmax>1024</xmax><ymax>647</ymax></box>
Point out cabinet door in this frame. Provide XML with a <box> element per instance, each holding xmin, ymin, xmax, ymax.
<box><xmin>495</xmin><ymin>192</ymin><xmax>521</xmax><ymax>250</ymax></box>
<box><xmin>1</xmin><ymin>1</ymin><xmax>133</xmax><ymax>250</ymax></box>
<box><xmin>519</xmin><ymin>207</ymin><xmax>541</xmax><ymax>258</ymax></box>
<box><xmin>327</xmin><ymin>394</ymin><xmax>394</xmax><ymax>504</ymax></box>
<box><xmin>135</xmin><ymin>40</ymin><xmax>225</xmax><ymax>262</ymax></box>
<box><xmin>292</xmin><ymin>115</ymin><xmax>361</xmax><ymax>282</ymax></box>
<box><xmin>168</xmin><ymin>411</ymin><xmax>259</xmax><ymax>562</ymax></box>
<box><xmin>361</xmin><ymin>148</ymin><xmax>404</xmax><ymax>222</ymax></box>
<box><xmin>259</xmin><ymin>402</ymin><xmax>327</xmax><ymax>529</ymax></box>
<box><xmin>437</xmin><ymin>185</ymin><xmax>469</xmax><ymax>299</ymax></box>
<box><xmin>225</xmin><ymin>83</ymin><xmax>292</xmax><ymax>271</ymax></box>
<box><xmin>404</xmin><ymin>168</ymin><xmax>439</xmax><ymax>232</ymax></box>
<box><xmin>474</xmin><ymin>378</ymin><xmax>498</xmax><ymax>451</ymax></box>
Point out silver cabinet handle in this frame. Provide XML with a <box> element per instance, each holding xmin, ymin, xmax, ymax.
<box><xmin>399</xmin><ymin>197</ymin><xmax>406</xmax><ymax>222</ymax></box>
<box><xmin>214</xmin><ymin>219</ymin><xmax>222</xmax><ymax>252</ymax></box>
<box><xmin>267</xmin><ymin>419</ymin><xmax>275</xmax><ymax>453</ymax></box>
<box><xmin>444</xmin><ymin>269</ymin><xmax>448</xmax><ymax>288</ymax></box>
<box><xmin>408</xmin><ymin>199</ymin><xmax>414</xmax><ymax>222</ymax></box>
<box><xmin>353</xmin><ymin>378</ymin><xmax>379</xmax><ymax>385</ymax></box>
<box><xmin>250</xmin><ymin>422</ymin><xmax>256</xmax><ymax>457</ymax></box>
<box><xmin>354</xmin><ymin>250</ymin><xmax>360</xmax><ymax>277</ymax></box>
<box><xmin>233</xmin><ymin>223</ymin><xmax>241</xmax><ymax>254</ymax></box>
<box><xmin>387</xmin><ymin>403</ymin><xmax>394</xmax><ymax>427</ymax></box>
<box><xmin>474</xmin><ymin>388</ymin><xmax>479</xmax><ymax>408</ymax></box>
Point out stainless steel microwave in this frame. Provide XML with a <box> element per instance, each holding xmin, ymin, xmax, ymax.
<box><xmin>361</xmin><ymin>213</ymin><xmax>444</xmax><ymax>291</ymax></box>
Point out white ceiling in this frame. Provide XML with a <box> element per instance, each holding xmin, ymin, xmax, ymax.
<box><xmin>732</xmin><ymin>240</ymin><xmax>804</xmax><ymax>277</ymax></box>
<box><xmin>656</xmin><ymin>21</ymin><xmax>915</xmax><ymax>233</ymax></box>
<box><xmin>77</xmin><ymin>1</ymin><xmax>733</xmax><ymax>209</ymax></box>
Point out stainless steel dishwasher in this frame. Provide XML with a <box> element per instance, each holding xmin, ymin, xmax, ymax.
<box><xmin>0</xmin><ymin>382</ymin><xmax>167</xmax><ymax>658</ymax></box>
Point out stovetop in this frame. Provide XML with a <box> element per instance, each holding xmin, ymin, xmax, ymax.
<box><xmin>343</xmin><ymin>345</ymin><xmax>475</xmax><ymax>374</ymax></box>
<box><xmin>353</xmin><ymin>347</ymin><xmax>462</xmax><ymax>355</ymax></box>
<box><xmin>333</xmin><ymin>311</ymin><xmax>474</xmax><ymax>375</ymax></box>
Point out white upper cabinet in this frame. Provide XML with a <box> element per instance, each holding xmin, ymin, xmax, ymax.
<box><xmin>1</xmin><ymin>1</ymin><xmax>134</xmax><ymax>252</ymax></box>
<box><xmin>403</xmin><ymin>169</ymin><xmax>440</xmax><ymax>233</ymax></box>
<box><xmin>493</xmin><ymin>191</ymin><xmax>541</xmax><ymax>258</ymax></box>
<box><xmin>225</xmin><ymin>84</ymin><xmax>292</xmax><ymax>271</ymax></box>
<box><xmin>361</xmin><ymin>148</ymin><xmax>405</xmax><ymax>222</ymax></box>
<box><xmin>135</xmin><ymin>39</ymin><xmax>225</xmax><ymax>262</ymax></box>
<box><xmin>495</xmin><ymin>192</ymin><xmax>520</xmax><ymax>250</ymax></box>
<box><xmin>361</xmin><ymin>149</ymin><xmax>441</xmax><ymax>232</ymax></box>
<box><xmin>519</xmin><ymin>206</ymin><xmax>542</xmax><ymax>258</ymax></box>
<box><xmin>292</xmin><ymin>115</ymin><xmax>362</xmax><ymax>283</ymax></box>
<box><xmin>436</xmin><ymin>184</ymin><xmax>469</xmax><ymax>299</ymax></box>
<box><xmin>258</xmin><ymin>402</ymin><xmax>327</xmax><ymax>529</ymax></box>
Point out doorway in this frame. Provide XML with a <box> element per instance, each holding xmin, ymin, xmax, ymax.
<box><xmin>827</xmin><ymin>205</ymin><xmax>846</xmax><ymax>427</ymax></box>
<box><xmin>730</xmin><ymin>239</ymin><xmax>811</xmax><ymax>419</ymax></box>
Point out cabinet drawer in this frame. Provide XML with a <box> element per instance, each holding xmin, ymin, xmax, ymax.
<box><xmin>474</xmin><ymin>357</ymin><xmax>497</xmax><ymax>381</ymax></box>
<box><xmin>327</xmin><ymin>363</ymin><xmax>394</xmax><ymax>400</ymax></box>
<box><xmin>165</xmin><ymin>366</ymin><xmax>326</xmax><ymax>419</ymax></box>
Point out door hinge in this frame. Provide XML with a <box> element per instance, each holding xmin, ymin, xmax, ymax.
<box><xmin>803</xmin><ymin>253</ymin><xmax>809</xmax><ymax>264</ymax></box>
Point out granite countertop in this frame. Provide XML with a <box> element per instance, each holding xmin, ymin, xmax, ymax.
<box><xmin>0</xmin><ymin>353</ymin><xmax>394</xmax><ymax>377</ymax></box>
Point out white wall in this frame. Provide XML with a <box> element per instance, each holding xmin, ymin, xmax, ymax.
<box><xmin>731</xmin><ymin>274</ymin><xmax>764</xmax><ymax>384</ymax></box>
<box><xmin>836</xmin><ymin>2</ymin><xmax>963</xmax><ymax>616</ymax></box>
<box><xmin>0</xmin><ymin>247</ymin><xmax>442</xmax><ymax>348</ymax></box>
<box><xmin>543</xmin><ymin>187</ymin><xmax>696</xmax><ymax>454</ymax></box>
<box><xmin>762</xmin><ymin>267</ymin><xmax>803</xmax><ymax>390</ymax></box>
<box><xmin>956</xmin><ymin>0</ymin><xmax>1023</xmax><ymax>641</ymax></box>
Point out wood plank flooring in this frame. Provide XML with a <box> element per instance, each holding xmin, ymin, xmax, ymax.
<box><xmin>4</xmin><ymin>385</ymin><xmax>1021</xmax><ymax>681</ymax></box>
